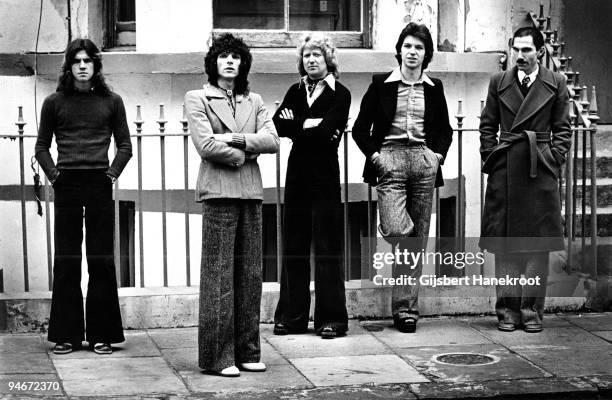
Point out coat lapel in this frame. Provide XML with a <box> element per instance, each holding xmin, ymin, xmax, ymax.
<box><xmin>205</xmin><ymin>85</ymin><xmax>238</xmax><ymax>132</ymax></box>
<box><xmin>498</xmin><ymin>68</ymin><xmax>523</xmax><ymax>118</ymax></box>
<box><xmin>511</xmin><ymin>66</ymin><xmax>556</xmax><ymax>131</ymax></box>
<box><xmin>234</xmin><ymin>94</ymin><xmax>254</xmax><ymax>133</ymax></box>
<box><xmin>379</xmin><ymin>80</ymin><xmax>399</xmax><ymax>123</ymax></box>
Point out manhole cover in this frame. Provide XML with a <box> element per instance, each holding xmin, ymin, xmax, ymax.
<box><xmin>433</xmin><ymin>353</ymin><xmax>500</xmax><ymax>366</ymax></box>
<box><xmin>362</xmin><ymin>324</ymin><xmax>384</xmax><ymax>332</ymax></box>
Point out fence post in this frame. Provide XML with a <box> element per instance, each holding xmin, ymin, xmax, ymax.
<box><xmin>157</xmin><ymin>104</ymin><xmax>168</xmax><ymax>287</ymax></box>
<box><xmin>16</xmin><ymin>106</ymin><xmax>29</xmax><ymax>292</ymax></box>
<box><xmin>134</xmin><ymin>105</ymin><xmax>145</xmax><ymax>287</ymax></box>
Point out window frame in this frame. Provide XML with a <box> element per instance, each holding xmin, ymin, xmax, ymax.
<box><xmin>212</xmin><ymin>0</ymin><xmax>372</xmax><ymax>48</ymax></box>
<box><xmin>103</xmin><ymin>0</ymin><xmax>136</xmax><ymax>51</ymax></box>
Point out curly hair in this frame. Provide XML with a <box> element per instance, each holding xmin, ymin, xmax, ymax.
<box><xmin>205</xmin><ymin>33</ymin><xmax>252</xmax><ymax>95</ymax></box>
<box><xmin>394</xmin><ymin>23</ymin><xmax>434</xmax><ymax>71</ymax></box>
<box><xmin>297</xmin><ymin>34</ymin><xmax>340</xmax><ymax>79</ymax></box>
<box><xmin>57</xmin><ymin>39</ymin><xmax>111</xmax><ymax>95</ymax></box>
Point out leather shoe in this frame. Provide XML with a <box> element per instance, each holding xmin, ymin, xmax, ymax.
<box><xmin>239</xmin><ymin>362</ymin><xmax>266</xmax><ymax>372</ymax></box>
<box><xmin>497</xmin><ymin>321</ymin><xmax>517</xmax><ymax>332</ymax></box>
<box><xmin>273</xmin><ymin>323</ymin><xmax>307</xmax><ymax>335</ymax></box>
<box><xmin>393</xmin><ymin>314</ymin><xmax>417</xmax><ymax>333</ymax></box>
<box><xmin>523</xmin><ymin>323</ymin><xmax>543</xmax><ymax>333</ymax></box>
<box><xmin>317</xmin><ymin>325</ymin><xmax>346</xmax><ymax>339</ymax></box>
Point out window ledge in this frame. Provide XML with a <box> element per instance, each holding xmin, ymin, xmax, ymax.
<box><xmin>26</xmin><ymin>50</ymin><xmax>502</xmax><ymax>76</ymax></box>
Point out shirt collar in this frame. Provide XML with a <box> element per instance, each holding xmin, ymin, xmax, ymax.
<box><xmin>203</xmin><ymin>83</ymin><xmax>246</xmax><ymax>102</ymax></box>
<box><xmin>517</xmin><ymin>64</ymin><xmax>539</xmax><ymax>85</ymax></box>
<box><xmin>384</xmin><ymin>67</ymin><xmax>434</xmax><ymax>86</ymax></box>
<box><xmin>300</xmin><ymin>73</ymin><xmax>336</xmax><ymax>91</ymax></box>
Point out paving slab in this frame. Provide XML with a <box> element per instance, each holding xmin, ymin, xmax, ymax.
<box><xmin>147</xmin><ymin>327</ymin><xmax>197</xmax><ymax>349</ymax></box>
<box><xmin>464</xmin><ymin>314</ymin><xmax>573</xmax><ymax>331</ymax></box>
<box><xmin>592</xmin><ymin>330</ymin><xmax>612</xmax><ymax>342</ymax></box>
<box><xmin>511</xmin><ymin>344</ymin><xmax>612</xmax><ymax>378</ymax></box>
<box><xmin>162</xmin><ymin>340</ymin><xmax>288</xmax><ymax>372</ymax></box>
<box><xmin>562</xmin><ymin>312</ymin><xmax>612</xmax><ymax>331</ymax></box>
<box><xmin>190</xmin><ymin>384</ymin><xmax>417</xmax><ymax>399</ymax></box>
<box><xmin>48</xmin><ymin>331</ymin><xmax>160</xmax><ymax>359</ymax></box>
<box><xmin>290</xmin><ymin>354</ymin><xmax>428</xmax><ymax>387</ymax></box>
<box><xmin>267</xmin><ymin>329</ymin><xmax>391</xmax><ymax>359</ymax></box>
<box><xmin>53</xmin><ymin>356</ymin><xmax>188</xmax><ymax>396</ymax></box>
<box><xmin>398</xmin><ymin>343</ymin><xmax>550</xmax><ymax>382</ymax></box>
<box><xmin>583</xmin><ymin>374</ymin><xmax>612</xmax><ymax>392</ymax></box>
<box><xmin>368</xmin><ymin>319</ymin><xmax>492</xmax><ymax>349</ymax></box>
<box><xmin>410</xmin><ymin>377</ymin><xmax>598</xmax><ymax>399</ymax></box>
<box><xmin>0</xmin><ymin>353</ymin><xmax>55</xmax><ymax>374</ymax></box>
<box><xmin>0</xmin><ymin>334</ymin><xmax>47</xmax><ymax>354</ymax></box>
<box><xmin>478</xmin><ymin>326</ymin><xmax>611</xmax><ymax>347</ymax></box>
<box><xmin>0</xmin><ymin>374</ymin><xmax>63</xmax><ymax>396</ymax></box>
<box><xmin>181</xmin><ymin>363</ymin><xmax>312</xmax><ymax>393</ymax></box>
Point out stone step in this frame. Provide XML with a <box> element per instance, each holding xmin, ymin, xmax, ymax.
<box><xmin>563</xmin><ymin>178</ymin><xmax>612</xmax><ymax>208</ymax></box>
<box><xmin>573</xmin><ymin>155</ymin><xmax>612</xmax><ymax>179</ymax></box>
<box><xmin>565</xmin><ymin>206</ymin><xmax>612</xmax><ymax>236</ymax></box>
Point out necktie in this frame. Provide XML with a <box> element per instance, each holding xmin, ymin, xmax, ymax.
<box><xmin>521</xmin><ymin>76</ymin><xmax>531</xmax><ymax>89</ymax></box>
<box><xmin>306</xmin><ymin>79</ymin><xmax>321</xmax><ymax>95</ymax></box>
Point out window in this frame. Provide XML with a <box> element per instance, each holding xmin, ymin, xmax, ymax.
<box><xmin>213</xmin><ymin>0</ymin><xmax>371</xmax><ymax>47</ymax></box>
<box><xmin>104</xmin><ymin>0</ymin><xmax>136</xmax><ymax>50</ymax></box>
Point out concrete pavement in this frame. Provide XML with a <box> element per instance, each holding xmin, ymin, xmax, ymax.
<box><xmin>1</xmin><ymin>312</ymin><xmax>611</xmax><ymax>399</ymax></box>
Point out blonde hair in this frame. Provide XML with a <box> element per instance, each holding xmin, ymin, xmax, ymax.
<box><xmin>296</xmin><ymin>34</ymin><xmax>340</xmax><ymax>79</ymax></box>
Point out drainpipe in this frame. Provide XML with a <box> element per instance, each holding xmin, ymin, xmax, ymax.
<box><xmin>66</xmin><ymin>0</ymin><xmax>72</xmax><ymax>43</ymax></box>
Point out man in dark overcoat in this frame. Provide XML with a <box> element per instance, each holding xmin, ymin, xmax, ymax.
<box><xmin>479</xmin><ymin>26</ymin><xmax>571</xmax><ymax>333</ymax></box>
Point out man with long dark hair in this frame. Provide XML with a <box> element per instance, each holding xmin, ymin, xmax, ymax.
<box><xmin>35</xmin><ymin>38</ymin><xmax>132</xmax><ymax>355</ymax></box>
<box><xmin>185</xmin><ymin>33</ymin><xmax>278</xmax><ymax>376</ymax></box>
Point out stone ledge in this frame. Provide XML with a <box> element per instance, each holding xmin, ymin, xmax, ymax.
<box><xmin>0</xmin><ymin>281</ymin><xmax>593</xmax><ymax>333</ymax></box>
<box><xmin>1</xmin><ymin>51</ymin><xmax>501</xmax><ymax>76</ymax></box>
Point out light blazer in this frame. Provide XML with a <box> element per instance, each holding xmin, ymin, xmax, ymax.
<box><xmin>479</xmin><ymin>65</ymin><xmax>571</xmax><ymax>253</ymax></box>
<box><xmin>185</xmin><ymin>84</ymin><xmax>279</xmax><ymax>201</ymax></box>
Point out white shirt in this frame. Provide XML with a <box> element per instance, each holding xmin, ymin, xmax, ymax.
<box><xmin>301</xmin><ymin>74</ymin><xmax>336</xmax><ymax>107</ymax></box>
<box><xmin>517</xmin><ymin>65</ymin><xmax>539</xmax><ymax>87</ymax></box>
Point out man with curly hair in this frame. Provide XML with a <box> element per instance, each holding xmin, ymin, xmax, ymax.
<box><xmin>185</xmin><ymin>33</ymin><xmax>279</xmax><ymax>376</ymax></box>
<box><xmin>35</xmin><ymin>38</ymin><xmax>132</xmax><ymax>355</ymax></box>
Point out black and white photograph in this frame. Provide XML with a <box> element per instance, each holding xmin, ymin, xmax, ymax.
<box><xmin>0</xmin><ymin>0</ymin><xmax>611</xmax><ymax>399</ymax></box>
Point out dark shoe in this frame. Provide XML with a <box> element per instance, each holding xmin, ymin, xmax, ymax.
<box><xmin>273</xmin><ymin>323</ymin><xmax>289</xmax><ymax>335</ymax></box>
<box><xmin>273</xmin><ymin>323</ymin><xmax>307</xmax><ymax>335</ymax></box>
<box><xmin>317</xmin><ymin>325</ymin><xmax>346</xmax><ymax>339</ymax></box>
<box><xmin>393</xmin><ymin>314</ymin><xmax>417</xmax><ymax>333</ymax></box>
<box><xmin>523</xmin><ymin>323</ymin><xmax>543</xmax><ymax>333</ymax></box>
<box><xmin>497</xmin><ymin>321</ymin><xmax>517</xmax><ymax>332</ymax></box>
<box><xmin>92</xmin><ymin>343</ymin><xmax>112</xmax><ymax>355</ymax></box>
<box><xmin>52</xmin><ymin>343</ymin><xmax>73</xmax><ymax>355</ymax></box>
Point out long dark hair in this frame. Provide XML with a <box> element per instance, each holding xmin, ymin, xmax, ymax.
<box><xmin>394</xmin><ymin>23</ymin><xmax>434</xmax><ymax>71</ymax></box>
<box><xmin>205</xmin><ymin>33</ymin><xmax>252</xmax><ymax>95</ymax></box>
<box><xmin>57</xmin><ymin>39</ymin><xmax>111</xmax><ymax>95</ymax></box>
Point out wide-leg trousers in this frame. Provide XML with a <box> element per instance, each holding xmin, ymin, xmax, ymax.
<box><xmin>375</xmin><ymin>143</ymin><xmax>438</xmax><ymax>318</ymax></box>
<box><xmin>198</xmin><ymin>199</ymin><xmax>262</xmax><ymax>371</ymax></box>
<box><xmin>274</xmin><ymin>156</ymin><xmax>348</xmax><ymax>333</ymax></box>
<box><xmin>47</xmin><ymin>169</ymin><xmax>124</xmax><ymax>345</ymax></box>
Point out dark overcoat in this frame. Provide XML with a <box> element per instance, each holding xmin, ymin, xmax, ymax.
<box><xmin>479</xmin><ymin>65</ymin><xmax>571</xmax><ymax>253</ymax></box>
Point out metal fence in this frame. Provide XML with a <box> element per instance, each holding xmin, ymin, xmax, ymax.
<box><xmin>0</xmin><ymin>9</ymin><xmax>600</xmax><ymax>292</ymax></box>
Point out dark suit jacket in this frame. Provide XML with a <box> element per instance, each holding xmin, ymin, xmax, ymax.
<box><xmin>352</xmin><ymin>71</ymin><xmax>453</xmax><ymax>187</ymax></box>
<box><xmin>479</xmin><ymin>65</ymin><xmax>571</xmax><ymax>253</ymax></box>
<box><xmin>273</xmin><ymin>79</ymin><xmax>351</xmax><ymax>182</ymax></box>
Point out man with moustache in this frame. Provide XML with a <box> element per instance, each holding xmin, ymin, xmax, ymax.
<box><xmin>479</xmin><ymin>26</ymin><xmax>571</xmax><ymax>333</ymax></box>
